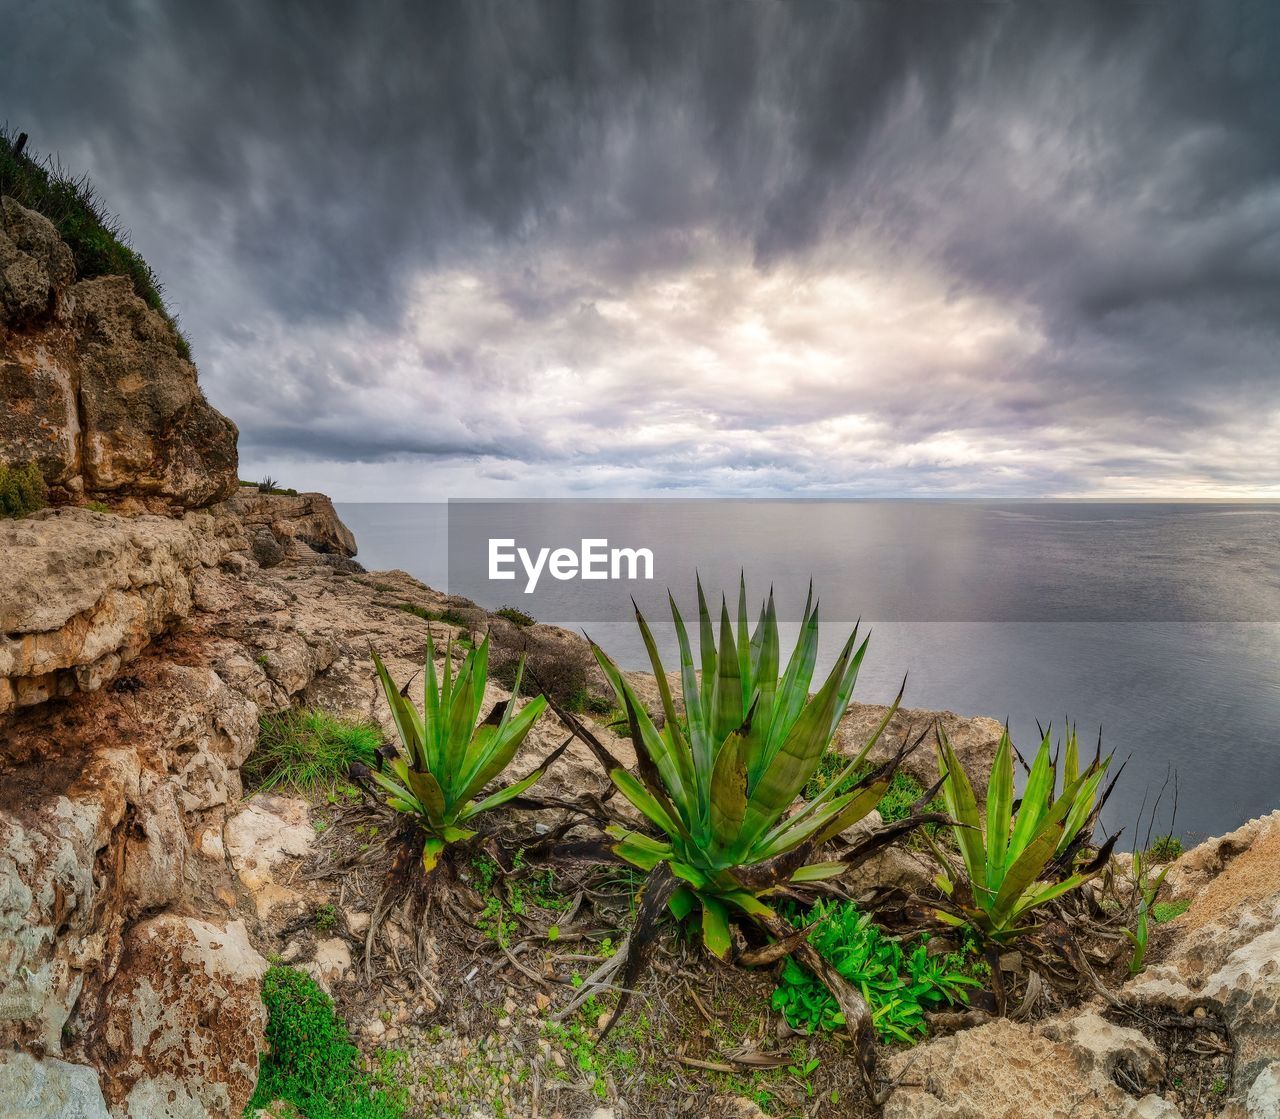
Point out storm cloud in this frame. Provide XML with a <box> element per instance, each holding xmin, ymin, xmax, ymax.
<box><xmin>4</xmin><ymin>0</ymin><xmax>1278</xmax><ymax>497</ymax></box>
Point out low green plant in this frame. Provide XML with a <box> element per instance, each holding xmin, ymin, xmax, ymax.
<box><xmin>247</xmin><ymin>966</ymin><xmax>405</xmax><ymax>1119</ymax></box>
<box><xmin>0</xmin><ymin>461</ymin><xmax>47</xmax><ymax>518</ymax></box>
<box><xmin>930</xmin><ymin>724</ymin><xmax>1118</xmax><ymax>942</ymax></box>
<box><xmin>771</xmin><ymin>900</ymin><xmax>976</xmax><ymax>1043</ymax></box>
<box><xmin>1152</xmin><ymin>898</ymin><xmax>1190</xmax><ymax>923</ymax></box>
<box><xmin>1146</xmin><ymin>834</ymin><xmax>1183</xmax><ymax>862</ymax></box>
<box><xmin>85</xmin><ymin>500</ymin><xmax>111</xmax><ymax>513</ymax></box>
<box><xmin>1124</xmin><ymin>849</ymin><xmax>1173</xmax><ymax>975</ymax></box>
<box><xmin>594</xmin><ymin>579</ymin><xmax>909</xmax><ymax>957</ymax></box>
<box><xmin>315</xmin><ymin>903</ymin><xmax>338</xmax><ymax>933</ymax></box>
<box><xmin>246</xmin><ymin>709</ymin><xmax>381</xmax><ymax>794</ymax></box>
<box><xmin>366</xmin><ymin>635</ymin><xmax>551</xmax><ymax>872</ymax></box>
<box><xmin>495</xmin><ymin>605</ymin><xmax>536</xmax><ymax>627</ymax></box>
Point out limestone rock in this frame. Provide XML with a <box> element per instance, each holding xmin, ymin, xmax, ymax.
<box><xmin>836</xmin><ymin>702</ymin><xmax>1005</xmax><ymax>800</ymax></box>
<box><xmin>304</xmin><ymin>937</ymin><xmax>352</xmax><ymax>993</ymax></box>
<box><xmin>1127</xmin><ymin>810</ymin><xmax>1280</xmax><ymax>1093</ymax></box>
<box><xmin>89</xmin><ymin>915</ymin><xmax>267</xmax><ymax>1119</ymax></box>
<box><xmin>0</xmin><ymin>507</ymin><xmax>228</xmax><ymax>713</ymax></box>
<box><xmin>0</xmin><ymin>197</ymin><xmax>75</xmax><ymax>323</ymax></box>
<box><xmin>884</xmin><ymin>1015</ymin><xmax>1180</xmax><ymax>1119</ymax></box>
<box><xmin>233</xmin><ymin>489</ymin><xmax>358</xmax><ymax>560</ymax></box>
<box><xmin>1245</xmin><ymin>1063</ymin><xmax>1280</xmax><ymax>1119</ymax></box>
<box><xmin>0</xmin><ymin>197</ymin><xmax>237</xmax><ymax>509</ymax></box>
<box><xmin>225</xmin><ymin>796</ymin><xmax>314</xmax><ymax>918</ymax></box>
<box><xmin>0</xmin><ymin>1051</ymin><xmax>110</xmax><ymax>1119</ymax></box>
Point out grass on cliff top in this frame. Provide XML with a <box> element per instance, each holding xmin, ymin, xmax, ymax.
<box><xmin>246</xmin><ymin>709</ymin><xmax>382</xmax><ymax>795</ymax></box>
<box><xmin>248</xmin><ymin>966</ymin><xmax>406</xmax><ymax>1119</ymax></box>
<box><xmin>0</xmin><ymin>126</ymin><xmax>191</xmax><ymax>359</ymax></box>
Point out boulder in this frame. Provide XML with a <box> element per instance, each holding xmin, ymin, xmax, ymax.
<box><xmin>88</xmin><ymin>915</ymin><xmax>267</xmax><ymax>1119</ymax></box>
<box><xmin>0</xmin><ymin>196</ymin><xmax>237</xmax><ymax>509</ymax></box>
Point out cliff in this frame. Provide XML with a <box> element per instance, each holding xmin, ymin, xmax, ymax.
<box><xmin>0</xmin><ymin>197</ymin><xmax>237</xmax><ymax>511</ymax></box>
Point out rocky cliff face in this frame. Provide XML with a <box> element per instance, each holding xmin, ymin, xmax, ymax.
<box><xmin>0</xmin><ymin>197</ymin><xmax>237</xmax><ymax>510</ymax></box>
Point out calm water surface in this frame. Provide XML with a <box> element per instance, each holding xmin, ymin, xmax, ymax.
<box><xmin>338</xmin><ymin>501</ymin><xmax>1280</xmax><ymax>843</ymax></box>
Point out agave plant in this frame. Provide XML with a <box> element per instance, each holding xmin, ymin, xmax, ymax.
<box><xmin>366</xmin><ymin>633</ymin><xmax>551</xmax><ymax>872</ymax></box>
<box><xmin>590</xmin><ymin>578</ymin><xmax>910</xmax><ymax>958</ymax></box>
<box><xmin>930</xmin><ymin>723</ymin><xmax>1119</xmax><ymax>942</ymax></box>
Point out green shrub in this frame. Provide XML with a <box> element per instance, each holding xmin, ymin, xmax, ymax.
<box><xmin>931</xmin><ymin>724</ymin><xmax>1117</xmax><ymax>941</ymax></box>
<box><xmin>367</xmin><ymin>635</ymin><xmax>550</xmax><ymax>873</ymax></box>
<box><xmin>85</xmin><ymin>500</ymin><xmax>111</xmax><ymax>514</ymax></box>
<box><xmin>0</xmin><ymin>462</ymin><xmax>47</xmax><ymax>518</ymax></box>
<box><xmin>495</xmin><ymin>605</ymin><xmax>536</xmax><ymax>627</ymax></box>
<box><xmin>595</xmin><ymin>578</ymin><xmax>905</xmax><ymax>958</ymax></box>
<box><xmin>770</xmin><ymin>900</ymin><xmax>977</xmax><ymax>1043</ymax></box>
<box><xmin>246</xmin><ymin>709</ymin><xmax>382</xmax><ymax>794</ymax></box>
<box><xmin>247</xmin><ymin>966</ymin><xmax>405</xmax><ymax>1119</ymax></box>
<box><xmin>1146</xmin><ymin>834</ymin><xmax>1183</xmax><ymax>862</ymax></box>
<box><xmin>1</xmin><ymin>128</ymin><xmax>190</xmax><ymax>358</ymax></box>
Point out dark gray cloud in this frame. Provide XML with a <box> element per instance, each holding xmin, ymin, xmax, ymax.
<box><xmin>3</xmin><ymin>0</ymin><xmax>1279</xmax><ymax>497</ymax></box>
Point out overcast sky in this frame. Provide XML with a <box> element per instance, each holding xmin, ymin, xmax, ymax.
<box><xmin>5</xmin><ymin>0</ymin><xmax>1279</xmax><ymax>498</ymax></box>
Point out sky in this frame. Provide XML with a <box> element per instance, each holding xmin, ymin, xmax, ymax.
<box><xmin>4</xmin><ymin>0</ymin><xmax>1279</xmax><ymax>499</ymax></box>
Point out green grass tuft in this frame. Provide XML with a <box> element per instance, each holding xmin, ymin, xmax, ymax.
<box><xmin>495</xmin><ymin>605</ymin><xmax>536</xmax><ymax>627</ymax></box>
<box><xmin>1</xmin><ymin>127</ymin><xmax>191</xmax><ymax>359</ymax></box>
<box><xmin>0</xmin><ymin>461</ymin><xmax>47</xmax><ymax>519</ymax></box>
<box><xmin>245</xmin><ymin>709</ymin><xmax>382</xmax><ymax>795</ymax></box>
<box><xmin>1146</xmin><ymin>834</ymin><xmax>1184</xmax><ymax>862</ymax></box>
<box><xmin>1152</xmin><ymin>898</ymin><xmax>1191</xmax><ymax>923</ymax></box>
<box><xmin>247</xmin><ymin>966</ymin><xmax>406</xmax><ymax>1119</ymax></box>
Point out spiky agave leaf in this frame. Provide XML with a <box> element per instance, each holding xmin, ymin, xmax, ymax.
<box><xmin>931</xmin><ymin>724</ymin><xmax>1117</xmax><ymax>940</ymax></box>
<box><xmin>370</xmin><ymin>634</ymin><xmax>550</xmax><ymax>872</ymax></box>
<box><xmin>593</xmin><ymin>580</ymin><xmax>912</xmax><ymax>956</ymax></box>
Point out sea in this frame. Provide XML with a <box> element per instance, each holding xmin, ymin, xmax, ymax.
<box><xmin>337</xmin><ymin>501</ymin><xmax>1280</xmax><ymax>844</ymax></box>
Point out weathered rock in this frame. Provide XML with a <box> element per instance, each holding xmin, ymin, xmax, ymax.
<box><xmin>836</xmin><ymin>702</ymin><xmax>1005</xmax><ymax>800</ymax></box>
<box><xmin>0</xmin><ymin>197</ymin><xmax>237</xmax><ymax>509</ymax></box>
<box><xmin>224</xmin><ymin>796</ymin><xmax>314</xmax><ymax>918</ymax></box>
<box><xmin>885</xmin><ymin>1015</ymin><xmax>1179</xmax><ymax>1119</ymax></box>
<box><xmin>1244</xmin><ymin>1062</ymin><xmax>1280</xmax><ymax>1119</ymax></box>
<box><xmin>233</xmin><ymin>489</ymin><xmax>357</xmax><ymax>559</ymax></box>
<box><xmin>304</xmin><ymin>938</ymin><xmax>352</xmax><ymax>994</ymax></box>
<box><xmin>1127</xmin><ymin>811</ymin><xmax>1280</xmax><ymax>1094</ymax></box>
<box><xmin>0</xmin><ymin>197</ymin><xmax>75</xmax><ymax>324</ymax></box>
<box><xmin>88</xmin><ymin>915</ymin><xmax>266</xmax><ymax>1119</ymax></box>
<box><xmin>0</xmin><ymin>507</ymin><xmax>233</xmax><ymax>713</ymax></box>
<box><xmin>0</xmin><ymin>1050</ymin><xmax>110</xmax><ymax>1119</ymax></box>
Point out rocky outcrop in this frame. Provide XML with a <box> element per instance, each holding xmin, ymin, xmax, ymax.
<box><xmin>0</xmin><ymin>197</ymin><xmax>237</xmax><ymax>510</ymax></box>
<box><xmin>1129</xmin><ymin>811</ymin><xmax>1280</xmax><ymax>1103</ymax></box>
<box><xmin>232</xmin><ymin>487</ymin><xmax>358</xmax><ymax>568</ymax></box>
<box><xmin>839</xmin><ymin>700</ymin><xmax>1006</xmax><ymax>799</ymax></box>
<box><xmin>0</xmin><ymin>506</ymin><xmax>240</xmax><ymax>714</ymax></box>
<box><xmin>885</xmin><ymin>810</ymin><xmax>1280</xmax><ymax>1119</ymax></box>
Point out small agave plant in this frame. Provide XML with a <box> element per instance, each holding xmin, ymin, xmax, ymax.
<box><xmin>365</xmin><ymin>633</ymin><xmax>551</xmax><ymax>872</ymax></box>
<box><xmin>591</xmin><ymin>578</ymin><xmax>912</xmax><ymax>958</ymax></box>
<box><xmin>930</xmin><ymin>723</ymin><xmax>1120</xmax><ymax>942</ymax></box>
